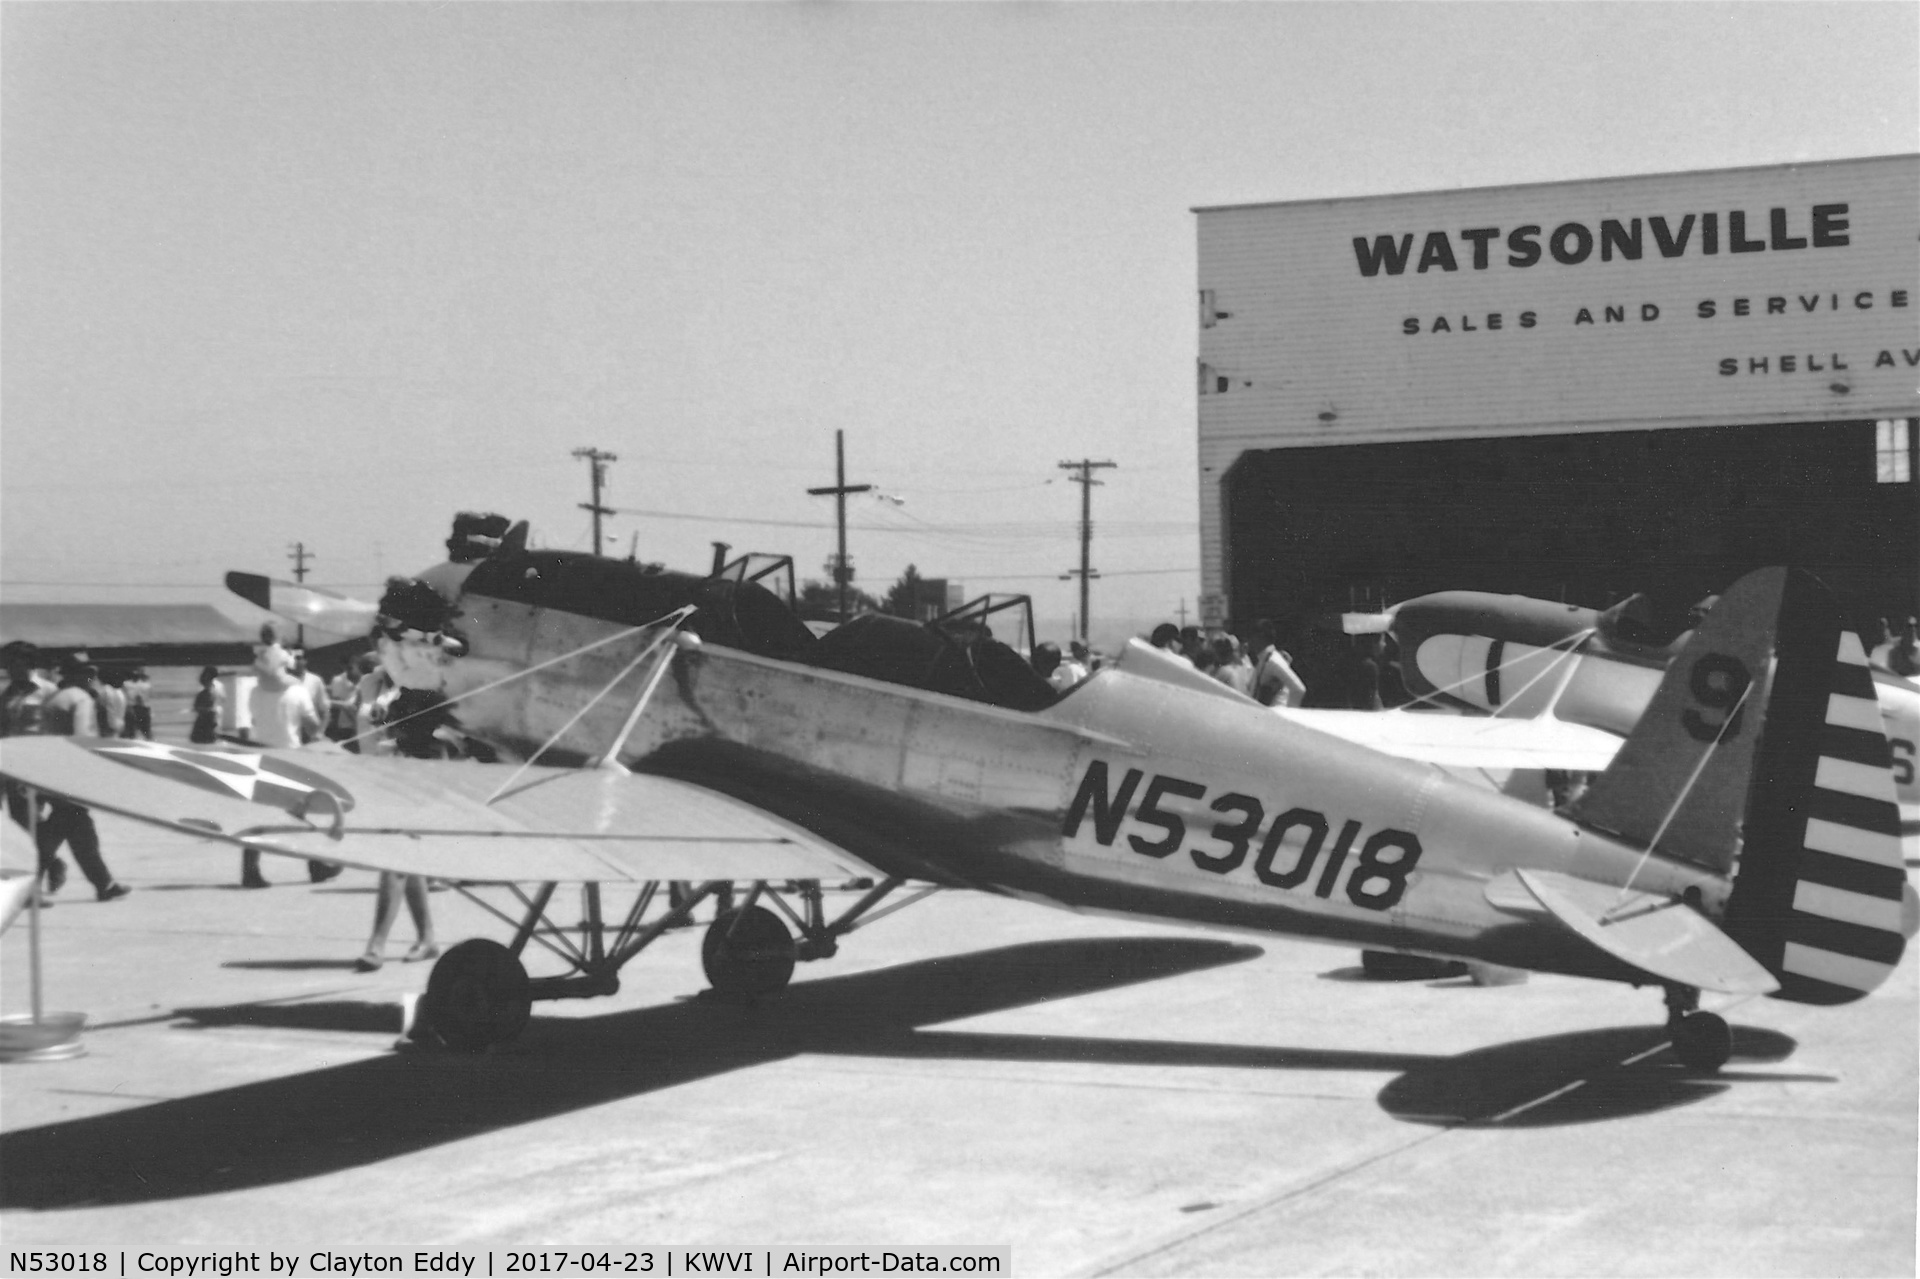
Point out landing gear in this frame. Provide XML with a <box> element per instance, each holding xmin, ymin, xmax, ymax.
<box><xmin>403</xmin><ymin>875</ymin><xmax>931</xmax><ymax>1046</ymax></box>
<box><xmin>701</xmin><ymin>905</ymin><xmax>796</xmax><ymax>996</ymax></box>
<box><xmin>696</xmin><ymin>877</ymin><xmax>929</xmax><ymax>996</ymax></box>
<box><xmin>418</xmin><ymin>939</ymin><xmax>531</xmax><ymax>1052</ymax></box>
<box><xmin>1671</xmin><ymin>1012</ymin><xmax>1732</xmax><ymax>1072</ymax></box>
<box><xmin>1664</xmin><ymin>985</ymin><xmax>1732</xmax><ymax>1072</ymax></box>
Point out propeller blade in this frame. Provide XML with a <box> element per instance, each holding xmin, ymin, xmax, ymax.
<box><xmin>224</xmin><ymin>572</ymin><xmax>378</xmax><ymax>637</ymax></box>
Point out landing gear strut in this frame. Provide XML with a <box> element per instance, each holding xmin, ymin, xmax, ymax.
<box><xmin>407</xmin><ymin>875</ymin><xmax>932</xmax><ymax>1047</ymax></box>
<box><xmin>1664</xmin><ymin>985</ymin><xmax>1732</xmax><ymax>1072</ymax></box>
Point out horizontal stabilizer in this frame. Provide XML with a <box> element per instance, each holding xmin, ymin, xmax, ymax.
<box><xmin>1517</xmin><ymin>868</ymin><xmax>1780</xmax><ymax>996</ymax></box>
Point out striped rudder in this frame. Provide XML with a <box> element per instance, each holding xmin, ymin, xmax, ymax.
<box><xmin>1724</xmin><ymin>572</ymin><xmax>1912</xmax><ymax>1004</ymax></box>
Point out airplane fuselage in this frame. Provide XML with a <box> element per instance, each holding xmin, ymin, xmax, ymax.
<box><xmin>437</xmin><ymin>588</ymin><xmax>1726</xmax><ymax>986</ymax></box>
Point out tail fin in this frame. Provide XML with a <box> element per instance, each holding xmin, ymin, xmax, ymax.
<box><xmin>1568</xmin><ymin>567</ymin><xmax>1910</xmax><ymax>1004</ymax></box>
<box><xmin>1566</xmin><ymin>568</ymin><xmax>1784</xmax><ymax>873</ymax></box>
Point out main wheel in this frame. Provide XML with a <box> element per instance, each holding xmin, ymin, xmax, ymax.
<box><xmin>702</xmin><ymin>905</ymin><xmax>796</xmax><ymax>996</ymax></box>
<box><xmin>419</xmin><ymin>939</ymin><xmax>531</xmax><ymax>1052</ymax></box>
<box><xmin>1671</xmin><ymin>1010</ymin><xmax>1732</xmax><ymax>1072</ymax></box>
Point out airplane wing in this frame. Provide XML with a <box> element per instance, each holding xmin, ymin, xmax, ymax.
<box><xmin>1272</xmin><ymin>708</ymin><xmax>1622</xmax><ymax>772</ymax></box>
<box><xmin>0</xmin><ymin>737</ymin><xmax>871</xmax><ymax>884</ymax></box>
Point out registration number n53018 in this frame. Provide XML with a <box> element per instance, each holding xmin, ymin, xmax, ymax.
<box><xmin>1062</xmin><ymin>761</ymin><xmax>1422</xmax><ymax>911</ymax></box>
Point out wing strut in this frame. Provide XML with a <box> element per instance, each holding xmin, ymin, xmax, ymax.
<box><xmin>594</xmin><ymin>628</ymin><xmax>697</xmax><ymax>771</ymax></box>
<box><xmin>338</xmin><ymin>605</ymin><xmax>695</xmax><ymax>758</ymax></box>
<box><xmin>484</xmin><ymin>605</ymin><xmax>696</xmax><ymax>803</ymax></box>
<box><xmin>749</xmin><ymin>876</ymin><xmax>920</xmax><ymax>960</ymax></box>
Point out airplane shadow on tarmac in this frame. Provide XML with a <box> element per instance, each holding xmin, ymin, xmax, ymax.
<box><xmin>1377</xmin><ymin>1024</ymin><xmax>1812</xmax><ymax>1127</ymax></box>
<box><xmin>0</xmin><ymin>936</ymin><xmax>1808</xmax><ymax>1209</ymax></box>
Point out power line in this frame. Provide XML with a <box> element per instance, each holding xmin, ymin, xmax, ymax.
<box><xmin>945</xmin><ymin>567</ymin><xmax>1195</xmax><ymax>581</ymax></box>
<box><xmin>601</xmin><ymin>504</ymin><xmax>1194</xmax><ymax>536</ymax></box>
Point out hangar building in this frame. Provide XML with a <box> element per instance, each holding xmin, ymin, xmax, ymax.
<box><xmin>1196</xmin><ymin>155</ymin><xmax>1919</xmax><ymax>660</ymax></box>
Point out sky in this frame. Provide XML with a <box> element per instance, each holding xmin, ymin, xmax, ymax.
<box><xmin>4</xmin><ymin>1</ymin><xmax>1916</xmax><ymax>650</ymax></box>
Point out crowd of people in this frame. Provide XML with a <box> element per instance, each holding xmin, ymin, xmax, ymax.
<box><xmin>1</xmin><ymin>642</ymin><xmax>134</xmax><ymax>902</ymax></box>
<box><xmin>1031</xmin><ymin>618</ymin><xmax>1397</xmax><ymax>711</ymax></box>
<box><xmin>1</xmin><ymin>622</ymin><xmax>439</xmax><ymax>972</ymax></box>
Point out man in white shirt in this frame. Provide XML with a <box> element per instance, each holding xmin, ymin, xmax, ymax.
<box><xmin>291</xmin><ymin>649</ymin><xmax>330</xmax><ymax>744</ymax></box>
<box><xmin>1039</xmin><ymin>640</ymin><xmax>1091</xmax><ymax>692</ymax></box>
<box><xmin>1210</xmin><ymin>636</ymin><xmax>1254</xmax><ymax>696</ymax></box>
<box><xmin>1248</xmin><ymin>620</ymin><xmax>1307</xmax><ymax>709</ymax></box>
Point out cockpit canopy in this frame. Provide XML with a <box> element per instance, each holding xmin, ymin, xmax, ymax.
<box><xmin>808</xmin><ymin>613</ymin><xmax>1056</xmax><ymax>712</ymax></box>
<box><xmin>450</xmin><ymin>517</ymin><xmax>1055</xmax><ymax>713</ymax></box>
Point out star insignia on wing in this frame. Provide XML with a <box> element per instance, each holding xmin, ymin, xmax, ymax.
<box><xmin>86</xmin><ymin>740</ymin><xmax>352</xmax><ymax>816</ymax></box>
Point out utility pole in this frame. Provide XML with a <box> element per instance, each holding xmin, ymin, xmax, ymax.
<box><xmin>572</xmin><ymin>446</ymin><xmax>618</xmax><ymax>556</ymax></box>
<box><xmin>807</xmin><ymin>430</ymin><xmax>872</xmax><ymax>624</ymax></box>
<box><xmin>1057</xmin><ymin>458</ymin><xmax>1117</xmax><ymax>645</ymax></box>
<box><xmin>287</xmin><ymin>542</ymin><xmax>313</xmax><ymax>647</ymax></box>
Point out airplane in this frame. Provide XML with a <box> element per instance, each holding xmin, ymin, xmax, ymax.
<box><xmin>2</xmin><ymin>523</ymin><xmax>1912</xmax><ymax>1077</ymax></box>
<box><xmin>1378</xmin><ymin>587</ymin><xmax>1920</xmax><ymax>850</ymax></box>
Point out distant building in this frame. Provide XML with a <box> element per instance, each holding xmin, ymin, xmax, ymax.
<box><xmin>903</xmin><ymin>578</ymin><xmax>966</xmax><ymax>623</ymax></box>
<box><xmin>1196</xmin><ymin>154</ymin><xmax>1919</xmax><ymax>634</ymax></box>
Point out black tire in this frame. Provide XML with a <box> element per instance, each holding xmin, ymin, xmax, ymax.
<box><xmin>702</xmin><ymin>905</ymin><xmax>796</xmax><ymax>996</ymax></box>
<box><xmin>1671</xmin><ymin>1011</ymin><xmax>1732</xmax><ymax>1072</ymax></box>
<box><xmin>420</xmin><ymin>939</ymin><xmax>531</xmax><ymax>1052</ymax></box>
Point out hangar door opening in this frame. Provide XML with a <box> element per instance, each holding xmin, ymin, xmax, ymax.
<box><xmin>1223</xmin><ymin>418</ymin><xmax>1918</xmax><ymax>636</ymax></box>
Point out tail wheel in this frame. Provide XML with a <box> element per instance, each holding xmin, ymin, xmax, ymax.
<box><xmin>1671</xmin><ymin>1011</ymin><xmax>1732</xmax><ymax>1072</ymax></box>
<box><xmin>420</xmin><ymin>939</ymin><xmax>531</xmax><ymax>1052</ymax></box>
<box><xmin>702</xmin><ymin>905</ymin><xmax>796</xmax><ymax>996</ymax></box>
